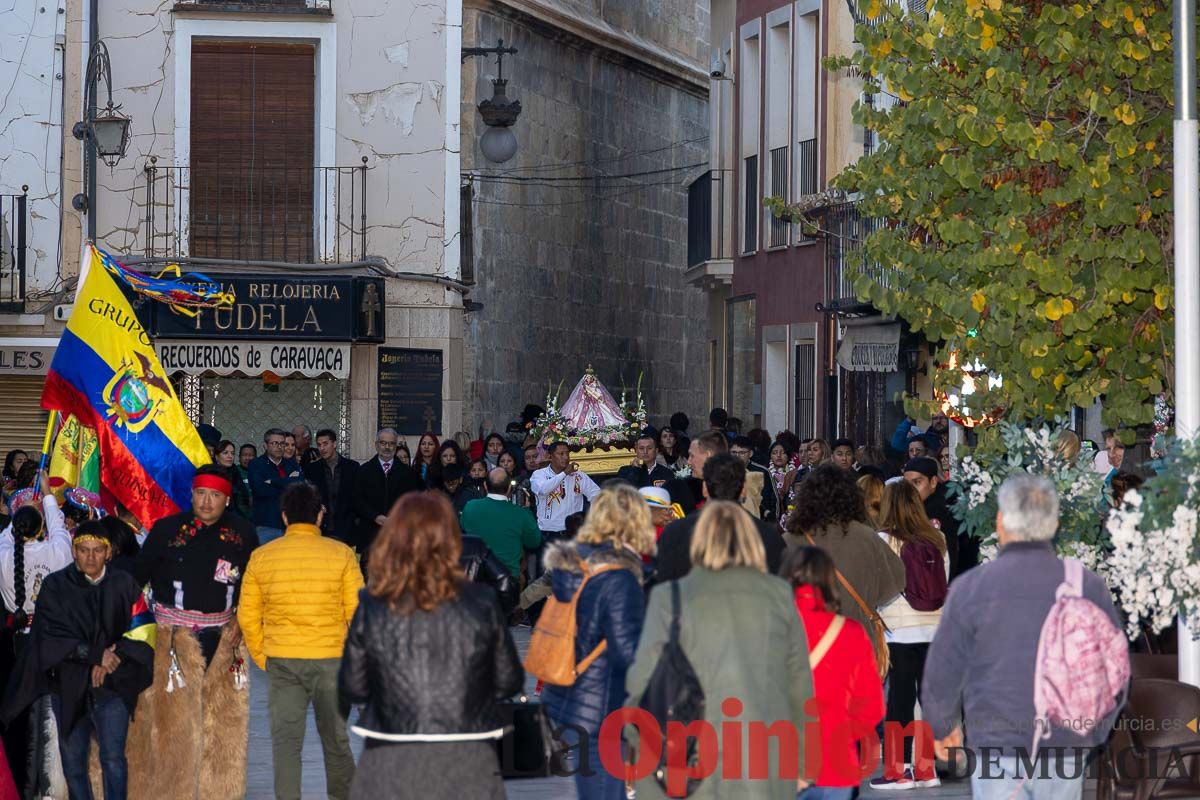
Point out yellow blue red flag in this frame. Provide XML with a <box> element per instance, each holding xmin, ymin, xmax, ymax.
<box><xmin>40</xmin><ymin>246</ymin><xmax>210</xmax><ymax>528</ymax></box>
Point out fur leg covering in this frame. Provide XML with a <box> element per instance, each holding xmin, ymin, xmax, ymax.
<box><xmin>122</xmin><ymin>625</ymin><xmax>250</xmax><ymax>799</ymax></box>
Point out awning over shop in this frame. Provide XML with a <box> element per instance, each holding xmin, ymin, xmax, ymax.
<box><xmin>836</xmin><ymin>322</ymin><xmax>900</xmax><ymax>373</ymax></box>
<box><xmin>155</xmin><ymin>340</ymin><xmax>350</xmax><ymax>379</ymax></box>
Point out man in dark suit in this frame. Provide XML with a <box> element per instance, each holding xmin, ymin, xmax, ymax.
<box><xmin>653</xmin><ymin>453</ymin><xmax>785</xmax><ymax>585</ymax></box>
<box><xmin>616</xmin><ymin>433</ymin><xmax>675</xmax><ymax>488</ymax></box>
<box><xmin>304</xmin><ymin>428</ymin><xmax>360</xmax><ymax>544</ymax></box>
<box><xmin>352</xmin><ymin>427</ymin><xmax>423</xmax><ymax>556</ymax></box>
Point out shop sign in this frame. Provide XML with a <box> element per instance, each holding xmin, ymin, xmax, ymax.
<box><xmin>378</xmin><ymin>348</ymin><xmax>442</xmax><ymax>435</ymax></box>
<box><xmin>156</xmin><ymin>340</ymin><xmax>351</xmax><ymax>379</ymax></box>
<box><xmin>836</xmin><ymin>323</ymin><xmax>901</xmax><ymax>373</ymax></box>
<box><xmin>0</xmin><ymin>339</ymin><xmax>56</xmax><ymax>374</ymax></box>
<box><xmin>141</xmin><ymin>274</ymin><xmax>385</xmax><ymax>342</ymax></box>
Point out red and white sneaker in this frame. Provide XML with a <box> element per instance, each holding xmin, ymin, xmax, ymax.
<box><xmin>913</xmin><ymin>771</ymin><xmax>941</xmax><ymax>788</ymax></box>
<box><xmin>869</xmin><ymin>767</ymin><xmax>915</xmax><ymax>791</ymax></box>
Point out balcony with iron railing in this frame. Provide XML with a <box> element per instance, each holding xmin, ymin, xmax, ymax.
<box><xmin>685</xmin><ymin>169</ymin><xmax>735</xmax><ymax>288</ymax></box>
<box><xmin>822</xmin><ymin>201</ymin><xmax>893</xmax><ymax>312</ymax></box>
<box><xmin>174</xmin><ymin>0</ymin><xmax>331</xmax><ymax>12</ymax></box>
<box><xmin>143</xmin><ymin>158</ymin><xmax>370</xmax><ymax>264</ymax></box>
<box><xmin>768</xmin><ymin>146</ymin><xmax>789</xmax><ymax>248</ymax></box>
<box><xmin>0</xmin><ymin>187</ymin><xmax>27</xmax><ymax>313</ymax></box>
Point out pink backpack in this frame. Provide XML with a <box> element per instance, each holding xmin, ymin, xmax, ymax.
<box><xmin>1031</xmin><ymin>558</ymin><xmax>1129</xmax><ymax>754</ymax></box>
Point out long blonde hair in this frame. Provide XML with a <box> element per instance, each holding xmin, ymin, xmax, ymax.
<box><xmin>690</xmin><ymin>500</ymin><xmax>767</xmax><ymax>573</ymax></box>
<box><xmin>857</xmin><ymin>474</ymin><xmax>885</xmax><ymax>530</ymax></box>
<box><xmin>577</xmin><ymin>483</ymin><xmax>657</xmax><ymax>556</ymax></box>
<box><xmin>879</xmin><ymin>481</ymin><xmax>946</xmax><ymax>554</ymax></box>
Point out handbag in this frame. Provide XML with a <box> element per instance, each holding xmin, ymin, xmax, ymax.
<box><xmin>636</xmin><ymin>580</ymin><xmax>707</xmax><ymax>797</ymax></box>
<box><xmin>494</xmin><ymin>695</ymin><xmax>566</xmax><ymax>779</ymax></box>
<box><xmin>804</xmin><ymin>532</ymin><xmax>891</xmax><ymax>678</ymax></box>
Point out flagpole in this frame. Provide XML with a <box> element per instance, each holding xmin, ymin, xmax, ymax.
<box><xmin>36</xmin><ymin>410</ymin><xmax>58</xmax><ymax>496</ymax></box>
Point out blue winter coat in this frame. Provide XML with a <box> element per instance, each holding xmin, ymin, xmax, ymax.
<box><xmin>540</xmin><ymin>540</ymin><xmax>645</xmax><ymax>736</ymax></box>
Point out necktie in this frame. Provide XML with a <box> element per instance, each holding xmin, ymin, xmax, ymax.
<box><xmin>382</xmin><ymin>461</ymin><xmax>391</xmax><ymax>476</ymax></box>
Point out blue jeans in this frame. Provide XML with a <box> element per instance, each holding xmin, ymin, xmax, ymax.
<box><xmin>256</xmin><ymin>525</ymin><xmax>284</xmax><ymax>544</ymax></box>
<box><xmin>559</xmin><ymin>725</ymin><xmax>625</xmax><ymax>800</ymax></box>
<box><xmin>970</xmin><ymin>754</ymin><xmax>1084</xmax><ymax>800</ymax></box>
<box><xmin>798</xmin><ymin>787</ymin><xmax>856</xmax><ymax>800</ymax></box>
<box><xmin>52</xmin><ymin>692</ymin><xmax>130</xmax><ymax>800</ymax></box>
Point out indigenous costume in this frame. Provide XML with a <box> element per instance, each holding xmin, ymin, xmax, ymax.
<box><xmin>129</xmin><ymin>472</ymin><xmax>258</xmax><ymax>799</ymax></box>
<box><xmin>0</xmin><ymin>529</ymin><xmax>155</xmax><ymax>800</ymax></box>
<box><xmin>0</xmin><ymin>490</ymin><xmax>73</xmax><ymax>799</ymax></box>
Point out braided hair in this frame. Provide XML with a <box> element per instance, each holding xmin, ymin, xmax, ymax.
<box><xmin>9</xmin><ymin>506</ymin><xmax>42</xmax><ymax>628</ymax></box>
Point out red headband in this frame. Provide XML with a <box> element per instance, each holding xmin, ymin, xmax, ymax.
<box><xmin>193</xmin><ymin>473</ymin><xmax>233</xmax><ymax>497</ymax></box>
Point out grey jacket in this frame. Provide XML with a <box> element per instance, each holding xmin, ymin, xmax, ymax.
<box><xmin>921</xmin><ymin>540</ymin><xmax>1125</xmax><ymax>756</ymax></box>
<box><xmin>626</xmin><ymin>567</ymin><xmax>813</xmax><ymax>799</ymax></box>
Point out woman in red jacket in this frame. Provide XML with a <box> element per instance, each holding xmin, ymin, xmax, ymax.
<box><xmin>784</xmin><ymin>545</ymin><xmax>885</xmax><ymax>799</ymax></box>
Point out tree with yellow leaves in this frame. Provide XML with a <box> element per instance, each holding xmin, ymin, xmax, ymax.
<box><xmin>824</xmin><ymin>0</ymin><xmax>1173</xmax><ymax>429</ymax></box>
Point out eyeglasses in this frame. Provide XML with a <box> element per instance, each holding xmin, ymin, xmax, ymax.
<box><xmin>377</xmin><ymin>440</ymin><xmax>397</xmax><ymax>447</ymax></box>
<box><xmin>266</xmin><ymin>439</ymin><xmax>284</xmax><ymax>446</ymax></box>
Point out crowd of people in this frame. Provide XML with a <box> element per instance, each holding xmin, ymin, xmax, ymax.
<box><xmin>0</xmin><ymin>405</ymin><xmax>1133</xmax><ymax>800</ymax></box>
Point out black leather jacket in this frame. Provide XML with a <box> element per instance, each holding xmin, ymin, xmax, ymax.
<box><xmin>460</xmin><ymin>535</ymin><xmax>519</xmax><ymax>615</ymax></box>
<box><xmin>338</xmin><ymin>582</ymin><xmax>523</xmax><ymax>737</ymax></box>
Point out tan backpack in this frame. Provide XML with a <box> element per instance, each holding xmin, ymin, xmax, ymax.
<box><xmin>524</xmin><ymin>560</ymin><xmax>623</xmax><ymax>686</ymax></box>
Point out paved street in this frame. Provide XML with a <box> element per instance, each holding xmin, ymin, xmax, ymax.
<box><xmin>243</xmin><ymin>625</ymin><xmax>980</xmax><ymax>799</ymax></box>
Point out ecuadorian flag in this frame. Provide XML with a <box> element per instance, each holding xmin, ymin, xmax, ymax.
<box><xmin>41</xmin><ymin>246</ymin><xmax>210</xmax><ymax>528</ymax></box>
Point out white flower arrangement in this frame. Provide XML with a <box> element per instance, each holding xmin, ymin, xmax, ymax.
<box><xmin>1104</xmin><ymin>438</ymin><xmax>1200</xmax><ymax>638</ymax></box>
<box><xmin>950</xmin><ymin>419</ymin><xmax>1108</xmax><ymax>564</ymax></box>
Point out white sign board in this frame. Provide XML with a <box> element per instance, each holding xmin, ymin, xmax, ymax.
<box><xmin>835</xmin><ymin>323</ymin><xmax>901</xmax><ymax>373</ymax></box>
<box><xmin>156</xmin><ymin>340</ymin><xmax>350</xmax><ymax>378</ymax></box>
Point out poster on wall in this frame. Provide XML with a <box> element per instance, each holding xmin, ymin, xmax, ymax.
<box><xmin>377</xmin><ymin>348</ymin><xmax>442</xmax><ymax>435</ymax></box>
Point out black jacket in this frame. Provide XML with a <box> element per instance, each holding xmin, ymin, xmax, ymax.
<box><xmin>1</xmin><ymin>565</ymin><xmax>154</xmax><ymax>735</ymax></box>
<box><xmin>747</xmin><ymin>461</ymin><xmax>779</xmax><ymax>522</ymax></box>
<box><xmin>460</xmin><ymin>536</ymin><xmax>518</xmax><ymax>615</ymax></box>
<box><xmin>338</xmin><ymin>582</ymin><xmax>523</xmax><ymax>736</ymax></box>
<box><xmin>925</xmin><ymin>483</ymin><xmax>965</xmax><ymax>579</ymax></box>
<box><xmin>653</xmin><ymin>507</ymin><xmax>786</xmax><ymax>584</ymax></box>
<box><xmin>615</xmin><ymin>463</ymin><xmax>676</xmax><ymax>489</ymax></box>
<box><xmin>135</xmin><ymin>510</ymin><xmax>258</xmax><ymax>614</ymax></box>
<box><xmin>304</xmin><ymin>456</ymin><xmax>361</xmax><ymax>544</ymax></box>
<box><xmin>352</xmin><ymin>456</ymin><xmax>424</xmax><ymax>551</ymax></box>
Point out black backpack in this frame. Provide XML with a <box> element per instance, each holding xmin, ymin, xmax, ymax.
<box><xmin>635</xmin><ymin>580</ymin><xmax>706</xmax><ymax>797</ymax></box>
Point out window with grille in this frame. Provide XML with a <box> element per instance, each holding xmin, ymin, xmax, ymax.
<box><xmin>794</xmin><ymin>341</ymin><xmax>816</xmax><ymax>439</ymax></box>
<box><xmin>460</xmin><ymin>182</ymin><xmax>475</xmax><ymax>285</ymax></box>
<box><xmin>768</xmin><ymin>146</ymin><xmax>789</xmax><ymax>248</ymax></box>
<box><xmin>743</xmin><ymin>156</ymin><xmax>759</xmax><ymax>254</ymax></box>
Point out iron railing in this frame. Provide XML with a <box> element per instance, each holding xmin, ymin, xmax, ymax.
<box><xmin>144</xmin><ymin>158</ymin><xmax>369</xmax><ymax>263</ymax></box>
<box><xmin>742</xmin><ymin>155</ymin><xmax>758</xmax><ymax>254</ymax></box>
<box><xmin>687</xmin><ymin>169</ymin><xmax>734</xmax><ymax>268</ymax></box>
<box><xmin>796</xmin><ymin>138</ymin><xmax>818</xmax><ymax>196</ymax></box>
<box><xmin>687</xmin><ymin>171</ymin><xmax>712</xmax><ymax>268</ymax></box>
<box><xmin>768</xmin><ymin>146</ymin><xmax>789</xmax><ymax>248</ymax></box>
<box><xmin>0</xmin><ymin>188</ymin><xmax>27</xmax><ymax>312</ymax></box>
<box><xmin>823</xmin><ymin>201</ymin><xmax>892</xmax><ymax>309</ymax></box>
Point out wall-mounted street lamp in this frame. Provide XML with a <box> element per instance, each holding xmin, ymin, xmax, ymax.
<box><xmin>462</xmin><ymin>39</ymin><xmax>521</xmax><ymax>164</ymax></box>
<box><xmin>72</xmin><ymin>41</ymin><xmax>131</xmax><ymax>229</ymax></box>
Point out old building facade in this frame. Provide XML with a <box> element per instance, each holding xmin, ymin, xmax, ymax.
<box><xmin>0</xmin><ymin>0</ymin><xmax>711</xmax><ymax>458</ymax></box>
<box><xmin>460</xmin><ymin>0</ymin><xmax>712</xmax><ymax>429</ymax></box>
<box><xmin>688</xmin><ymin>0</ymin><xmax>925</xmax><ymax>447</ymax></box>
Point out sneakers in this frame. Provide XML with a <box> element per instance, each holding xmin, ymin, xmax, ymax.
<box><xmin>868</xmin><ymin>766</ymin><xmax>941</xmax><ymax>791</ymax></box>
<box><xmin>869</xmin><ymin>768</ymin><xmax>915</xmax><ymax>790</ymax></box>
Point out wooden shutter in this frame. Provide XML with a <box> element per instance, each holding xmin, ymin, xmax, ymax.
<box><xmin>0</xmin><ymin>377</ymin><xmax>51</xmax><ymax>456</ymax></box>
<box><xmin>190</xmin><ymin>42</ymin><xmax>316</xmax><ymax>262</ymax></box>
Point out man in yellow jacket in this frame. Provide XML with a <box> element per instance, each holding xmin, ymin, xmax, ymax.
<box><xmin>237</xmin><ymin>481</ymin><xmax>364</xmax><ymax>800</ymax></box>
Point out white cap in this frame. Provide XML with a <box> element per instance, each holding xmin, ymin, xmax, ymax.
<box><xmin>639</xmin><ymin>486</ymin><xmax>672</xmax><ymax>508</ymax></box>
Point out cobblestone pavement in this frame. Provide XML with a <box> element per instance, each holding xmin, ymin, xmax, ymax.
<box><xmin>243</xmin><ymin>625</ymin><xmax>977</xmax><ymax>799</ymax></box>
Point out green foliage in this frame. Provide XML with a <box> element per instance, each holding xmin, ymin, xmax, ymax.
<box><xmin>828</xmin><ymin>0</ymin><xmax>1173</xmax><ymax>430</ymax></box>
